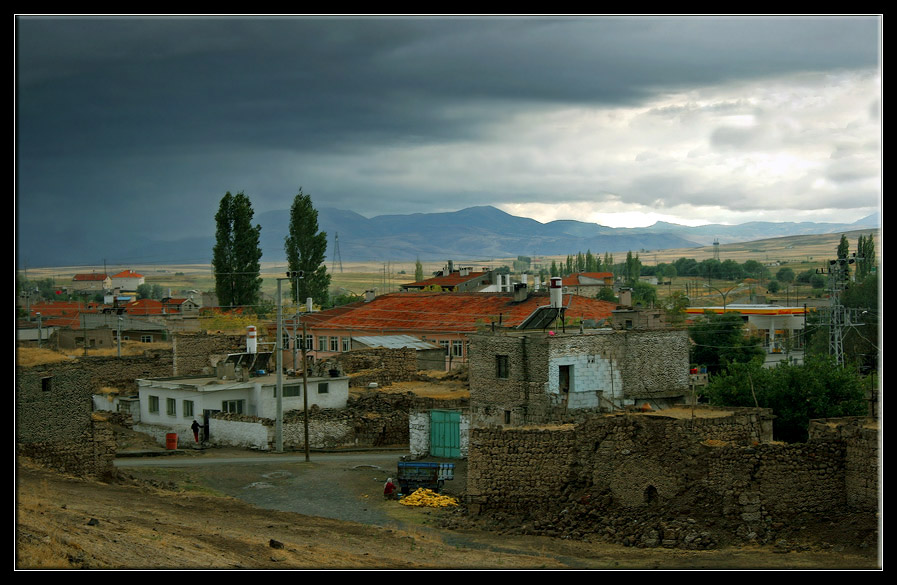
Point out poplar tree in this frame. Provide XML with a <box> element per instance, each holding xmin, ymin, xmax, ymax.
<box><xmin>284</xmin><ymin>188</ymin><xmax>331</xmax><ymax>306</ymax></box>
<box><xmin>212</xmin><ymin>191</ymin><xmax>263</xmax><ymax>310</ymax></box>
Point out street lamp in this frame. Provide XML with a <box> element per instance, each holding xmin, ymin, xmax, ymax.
<box><xmin>275</xmin><ymin>271</ymin><xmax>303</xmax><ymax>454</ymax></box>
<box><xmin>704</xmin><ymin>283</ymin><xmax>746</xmax><ymax>313</ymax></box>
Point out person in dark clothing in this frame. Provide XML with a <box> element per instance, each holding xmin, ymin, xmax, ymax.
<box><xmin>191</xmin><ymin>420</ymin><xmax>201</xmax><ymax>443</ymax></box>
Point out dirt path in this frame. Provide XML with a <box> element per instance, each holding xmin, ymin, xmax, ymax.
<box><xmin>17</xmin><ymin>450</ymin><xmax>881</xmax><ymax>570</ymax></box>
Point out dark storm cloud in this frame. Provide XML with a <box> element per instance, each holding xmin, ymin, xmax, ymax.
<box><xmin>15</xmin><ymin>15</ymin><xmax>881</xmax><ymax>265</ymax></box>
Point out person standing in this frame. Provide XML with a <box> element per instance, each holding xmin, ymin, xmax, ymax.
<box><xmin>191</xmin><ymin>420</ymin><xmax>201</xmax><ymax>443</ymax></box>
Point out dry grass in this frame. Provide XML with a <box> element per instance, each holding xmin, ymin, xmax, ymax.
<box><xmin>17</xmin><ymin>342</ymin><xmax>171</xmax><ymax>366</ymax></box>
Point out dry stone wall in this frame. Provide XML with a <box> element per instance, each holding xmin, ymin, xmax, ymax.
<box><xmin>467</xmin><ymin>411</ymin><xmax>877</xmax><ymax>548</ymax></box>
<box><xmin>172</xmin><ymin>332</ymin><xmax>247</xmax><ymax>376</ymax></box>
<box><xmin>16</xmin><ymin>365</ymin><xmax>116</xmax><ymax>478</ymax></box>
<box><xmin>809</xmin><ymin>417</ymin><xmax>879</xmax><ymax>512</ymax></box>
<box><xmin>322</xmin><ymin>348</ymin><xmax>419</xmax><ymax>388</ymax></box>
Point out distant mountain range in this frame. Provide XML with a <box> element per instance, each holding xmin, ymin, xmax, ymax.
<box><xmin>19</xmin><ymin>206</ymin><xmax>880</xmax><ymax>268</ymax></box>
<box><xmin>256</xmin><ymin>205</ymin><xmax>879</xmax><ymax>263</ymax></box>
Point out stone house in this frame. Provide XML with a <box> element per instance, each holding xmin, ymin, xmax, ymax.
<box><xmin>468</xmin><ymin>328</ymin><xmax>691</xmax><ymax>427</ymax></box>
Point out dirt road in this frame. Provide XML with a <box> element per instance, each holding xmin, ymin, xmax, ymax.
<box><xmin>16</xmin><ymin>447</ymin><xmax>880</xmax><ymax>570</ymax></box>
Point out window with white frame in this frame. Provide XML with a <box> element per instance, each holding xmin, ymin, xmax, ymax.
<box><xmin>342</xmin><ymin>337</ymin><xmax>350</xmax><ymax>352</ymax></box>
<box><xmin>149</xmin><ymin>395</ymin><xmax>160</xmax><ymax>414</ymax></box>
<box><xmin>318</xmin><ymin>336</ymin><xmax>327</xmax><ymax>351</ymax></box>
<box><xmin>440</xmin><ymin>340</ymin><xmax>450</xmax><ymax>355</ymax></box>
<box><xmin>141</xmin><ymin>335</ymin><xmax>153</xmax><ymax>343</ymax></box>
<box><xmin>330</xmin><ymin>336</ymin><xmax>339</xmax><ymax>352</ymax></box>
<box><xmin>305</xmin><ymin>334</ymin><xmax>314</xmax><ymax>351</ymax></box>
<box><xmin>452</xmin><ymin>340</ymin><xmax>463</xmax><ymax>357</ymax></box>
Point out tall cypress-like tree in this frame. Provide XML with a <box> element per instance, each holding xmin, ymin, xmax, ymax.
<box><xmin>212</xmin><ymin>191</ymin><xmax>263</xmax><ymax>310</ymax></box>
<box><xmin>284</xmin><ymin>188</ymin><xmax>331</xmax><ymax>306</ymax></box>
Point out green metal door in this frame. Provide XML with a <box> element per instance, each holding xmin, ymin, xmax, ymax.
<box><xmin>429</xmin><ymin>410</ymin><xmax>461</xmax><ymax>458</ymax></box>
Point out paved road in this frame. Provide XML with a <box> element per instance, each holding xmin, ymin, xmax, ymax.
<box><xmin>116</xmin><ymin>450</ymin><xmax>422</xmax><ymax>528</ymax></box>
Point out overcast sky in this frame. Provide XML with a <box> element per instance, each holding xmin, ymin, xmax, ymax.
<box><xmin>16</xmin><ymin>15</ymin><xmax>881</xmax><ymax>263</ymax></box>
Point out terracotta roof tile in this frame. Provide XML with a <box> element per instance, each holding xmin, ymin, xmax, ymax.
<box><xmin>309</xmin><ymin>292</ymin><xmax>616</xmax><ymax>333</ymax></box>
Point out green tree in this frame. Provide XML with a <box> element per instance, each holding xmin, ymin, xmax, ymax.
<box><xmin>837</xmin><ymin>234</ymin><xmax>850</xmax><ymax>259</ymax></box>
<box><xmin>550</xmin><ymin>260</ymin><xmax>559</xmax><ymax>278</ymax></box>
<box><xmin>630</xmin><ymin>280</ymin><xmax>657</xmax><ymax>307</ymax></box>
<box><xmin>595</xmin><ymin>287</ymin><xmax>618</xmax><ymax>303</ymax></box>
<box><xmin>776</xmin><ymin>267</ymin><xmax>795</xmax><ymax>284</ymax></box>
<box><xmin>855</xmin><ymin>234</ymin><xmax>876</xmax><ymax>279</ymax></box>
<box><xmin>688</xmin><ymin>312</ymin><xmax>765</xmax><ymax>375</ymax></box>
<box><xmin>284</xmin><ymin>188</ymin><xmax>331</xmax><ymax>306</ymax></box>
<box><xmin>212</xmin><ymin>191</ymin><xmax>263</xmax><ymax>310</ymax></box>
<box><xmin>662</xmin><ymin>290</ymin><xmax>689</xmax><ymax>326</ymax></box>
<box><xmin>704</xmin><ymin>355</ymin><xmax>866</xmax><ymax>442</ymax></box>
<box><xmin>767</xmin><ymin>280</ymin><xmax>781</xmax><ymax>294</ymax></box>
<box><xmin>414</xmin><ymin>258</ymin><xmax>424</xmax><ymax>282</ymax></box>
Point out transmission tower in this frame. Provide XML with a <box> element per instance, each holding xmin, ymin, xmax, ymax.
<box><xmin>817</xmin><ymin>253</ymin><xmax>865</xmax><ymax>366</ymax></box>
<box><xmin>331</xmin><ymin>232</ymin><xmax>343</xmax><ymax>273</ymax></box>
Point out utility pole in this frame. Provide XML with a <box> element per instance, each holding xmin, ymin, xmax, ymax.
<box><xmin>301</xmin><ymin>321</ymin><xmax>310</xmax><ymax>462</ymax></box>
<box><xmin>275</xmin><ymin>270</ymin><xmax>304</xmax><ymax>453</ymax></box>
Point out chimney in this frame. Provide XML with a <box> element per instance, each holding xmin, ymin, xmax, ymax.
<box><xmin>447</xmin><ymin>260</ymin><xmax>454</xmax><ymax>274</ymax></box>
<box><xmin>549</xmin><ymin>277</ymin><xmax>563</xmax><ymax>308</ymax></box>
<box><xmin>513</xmin><ymin>283</ymin><xmax>528</xmax><ymax>302</ymax></box>
<box><xmin>364</xmin><ymin>289</ymin><xmax>376</xmax><ymax>303</ymax></box>
<box><xmin>246</xmin><ymin>325</ymin><xmax>257</xmax><ymax>354</ymax></box>
<box><xmin>460</xmin><ymin>267</ymin><xmax>469</xmax><ymax>277</ymax></box>
<box><xmin>306</xmin><ymin>297</ymin><xmax>314</xmax><ymax>313</ymax></box>
<box><xmin>618</xmin><ymin>288</ymin><xmax>633</xmax><ymax>307</ymax></box>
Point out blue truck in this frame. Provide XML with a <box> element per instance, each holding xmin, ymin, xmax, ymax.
<box><xmin>396</xmin><ymin>461</ymin><xmax>454</xmax><ymax>495</ymax></box>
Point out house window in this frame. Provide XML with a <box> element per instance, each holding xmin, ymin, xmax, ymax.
<box><xmin>284</xmin><ymin>385</ymin><xmax>301</xmax><ymax>397</ymax></box>
<box><xmin>496</xmin><ymin>355</ymin><xmax>510</xmax><ymax>379</ymax></box>
<box><xmin>330</xmin><ymin>336</ymin><xmax>339</xmax><ymax>352</ymax></box>
<box><xmin>166</xmin><ymin>398</ymin><xmax>177</xmax><ymax>416</ymax></box>
<box><xmin>222</xmin><ymin>400</ymin><xmax>244</xmax><ymax>414</ymax></box>
<box><xmin>183</xmin><ymin>400</ymin><xmax>194</xmax><ymax>418</ymax></box>
<box><xmin>141</xmin><ymin>335</ymin><xmax>153</xmax><ymax>343</ymax></box>
<box><xmin>317</xmin><ymin>382</ymin><xmax>329</xmax><ymax>394</ymax></box>
<box><xmin>440</xmin><ymin>340</ymin><xmax>450</xmax><ymax>355</ymax></box>
<box><xmin>318</xmin><ymin>336</ymin><xmax>327</xmax><ymax>351</ymax></box>
<box><xmin>342</xmin><ymin>337</ymin><xmax>350</xmax><ymax>352</ymax></box>
<box><xmin>452</xmin><ymin>340</ymin><xmax>463</xmax><ymax>357</ymax></box>
<box><xmin>149</xmin><ymin>395</ymin><xmax>160</xmax><ymax>414</ymax></box>
<box><xmin>305</xmin><ymin>334</ymin><xmax>314</xmax><ymax>351</ymax></box>
<box><xmin>41</xmin><ymin>376</ymin><xmax>53</xmax><ymax>392</ymax></box>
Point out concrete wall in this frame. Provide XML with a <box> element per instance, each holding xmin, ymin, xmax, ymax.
<box><xmin>466</xmin><ymin>412</ymin><xmax>877</xmax><ymax>548</ymax></box>
<box><xmin>468</xmin><ymin>330</ymin><xmax>690</xmax><ymax>427</ymax></box>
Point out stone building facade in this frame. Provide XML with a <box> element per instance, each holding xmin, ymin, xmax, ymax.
<box><xmin>466</xmin><ymin>410</ymin><xmax>878</xmax><ymax>548</ymax></box>
<box><xmin>468</xmin><ymin>329</ymin><xmax>690</xmax><ymax>427</ymax></box>
<box><xmin>16</xmin><ymin>365</ymin><xmax>116</xmax><ymax>478</ymax></box>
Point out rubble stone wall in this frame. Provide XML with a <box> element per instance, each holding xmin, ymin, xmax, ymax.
<box><xmin>808</xmin><ymin>417</ymin><xmax>879</xmax><ymax>512</ymax></box>
<box><xmin>467</xmin><ymin>413</ymin><xmax>876</xmax><ymax>547</ymax></box>
<box><xmin>16</xmin><ymin>365</ymin><xmax>116</xmax><ymax>478</ymax></box>
<box><xmin>172</xmin><ymin>332</ymin><xmax>247</xmax><ymax>376</ymax></box>
<box><xmin>327</xmin><ymin>348</ymin><xmax>419</xmax><ymax>387</ymax></box>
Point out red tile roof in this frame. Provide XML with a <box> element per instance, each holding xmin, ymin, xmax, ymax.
<box><xmin>561</xmin><ymin>272</ymin><xmax>614</xmax><ymax>286</ymax></box>
<box><xmin>402</xmin><ymin>270</ymin><xmax>491</xmax><ymax>289</ymax></box>
<box><xmin>126</xmin><ymin>299</ymin><xmax>169</xmax><ymax>315</ymax></box>
<box><xmin>112</xmin><ymin>270</ymin><xmax>144</xmax><ymax>279</ymax></box>
<box><xmin>30</xmin><ymin>301</ymin><xmax>102</xmax><ymax>317</ymax></box>
<box><xmin>73</xmin><ymin>273</ymin><xmax>109</xmax><ymax>281</ymax></box>
<box><xmin>308</xmin><ymin>292</ymin><xmax>616</xmax><ymax>333</ymax></box>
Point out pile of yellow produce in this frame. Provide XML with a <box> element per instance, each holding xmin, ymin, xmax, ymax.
<box><xmin>399</xmin><ymin>488</ymin><xmax>458</xmax><ymax>508</ymax></box>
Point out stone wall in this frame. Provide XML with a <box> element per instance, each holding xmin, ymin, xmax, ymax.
<box><xmin>172</xmin><ymin>332</ymin><xmax>248</xmax><ymax>376</ymax></box>
<box><xmin>467</xmin><ymin>411</ymin><xmax>877</xmax><ymax>548</ymax></box>
<box><xmin>808</xmin><ymin>417</ymin><xmax>879</xmax><ymax>512</ymax></box>
<box><xmin>16</xmin><ymin>365</ymin><xmax>116</xmax><ymax>478</ymax></box>
<box><xmin>184</xmin><ymin>391</ymin><xmax>417</xmax><ymax>451</ymax></box>
<box><xmin>322</xmin><ymin>348</ymin><xmax>419</xmax><ymax>388</ymax></box>
<box><xmin>468</xmin><ymin>330</ymin><xmax>690</xmax><ymax>426</ymax></box>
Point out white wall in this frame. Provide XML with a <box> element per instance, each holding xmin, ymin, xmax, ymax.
<box><xmin>547</xmin><ymin>353</ymin><xmax>625</xmax><ymax>410</ymax></box>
